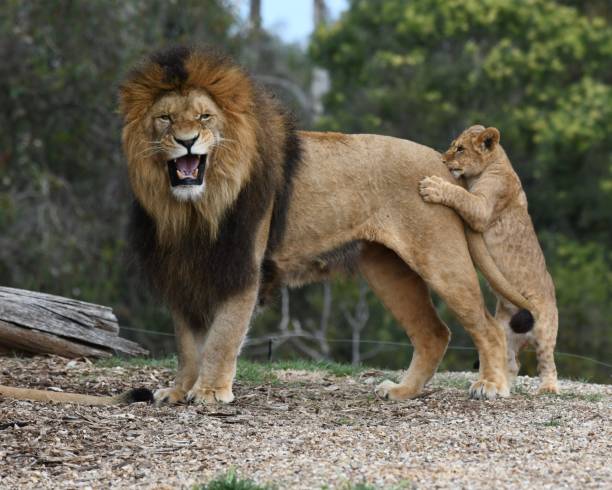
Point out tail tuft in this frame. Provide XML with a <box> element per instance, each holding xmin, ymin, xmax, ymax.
<box><xmin>117</xmin><ymin>387</ymin><xmax>155</xmax><ymax>404</ymax></box>
<box><xmin>509</xmin><ymin>309</ymin><xmax>535</xmax><ymax>333</ymax></box>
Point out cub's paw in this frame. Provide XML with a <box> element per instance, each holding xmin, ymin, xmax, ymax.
<box><xmin>153</xmin><ymin>387</ymin><xmax>187</xmax><ymax>405</ymax></box>
<box><xmin>469</xmin><ymin>380</ymin><xmax>510</xmax><ymax>400</ymax></box>
<box><xmin>186</xmin><ymin>386</ymin><xmax>235</xmax><ymax>404</ymax></box>
<box><xmin>418</xmin><ymin>176</ymin><xmax>447</xmax><ymax>204</ymax></box>
<box><xmin>375</xmin><ymin>380</ymin><xmax>421</xmax><ymax>401</ymax></box>
<box><xmin>537</xmin><ymin>383</ymin><xmax>559</xmax><ymax>395</ymax></box>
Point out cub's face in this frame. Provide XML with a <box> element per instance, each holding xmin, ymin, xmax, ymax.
<box><xmin>148</xmin><ymin>89</ymin><xmax>224</xmax><ymax>202</ymax></box>
<box><xmin>442</xmin><ymin>126</ymin><xmax>500</xmax><ymax>179</ymax></box>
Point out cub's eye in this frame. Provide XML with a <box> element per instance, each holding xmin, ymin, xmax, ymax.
<box><xmin>198</xmin><ymin>113</ymin><xmax>212</xmax><ymax>121</ymax></box>
<box><xmin>158</xmin><ymin>114</ymin><xmax>171</xmax><ymax>122</ymax></box>
<box><xmin>456</xmin><ymin>146</ymin><xmax>464</xmax><ymax>153</ymax></box>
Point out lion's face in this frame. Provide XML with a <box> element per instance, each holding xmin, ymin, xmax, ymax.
<box><xmin>442</xmin><ymin>125</ymin><xmax>500</xmax><ymax>179</ymax></box>
<box><xmin>121</xmin><ymin>47</ymin><xmax>260</xmax><ymax>241</ymax></box>
<box><xmin>147</xmin><ymin>90</ymin><xmax>224</xmax><ymax>202</ymax></box>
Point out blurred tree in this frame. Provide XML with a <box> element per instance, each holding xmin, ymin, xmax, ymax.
<box><xmin>0</xmin><ymin>0</ymin><xmax>244</xmax><ymax>352</ymax></box>
<box><xmin>0</xmin><ymin>0</ymin><xmax>317</xmax><ymax>355</ymax></box>
<box><xmin>308</xmin><ymin>0</ymin><xmax>611</xmax><ymax>378</ymax></box>
<box><xmin>0</xmin><ymin>0</ymin><xmax>609</xmax><ymax>381</ymax></box>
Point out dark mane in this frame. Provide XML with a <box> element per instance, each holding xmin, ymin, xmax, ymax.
<box><xmin>126</xmin><ymin>46</ymin><xmax>302</xmax><ymax>328</ymax></box>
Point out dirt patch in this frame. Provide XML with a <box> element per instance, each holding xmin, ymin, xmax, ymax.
<box><xmin>1</xmin><ymin>356</ymin><xmax>610</xmax><ymax>489</ymax></box>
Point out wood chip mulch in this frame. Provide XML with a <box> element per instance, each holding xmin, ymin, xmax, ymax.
<box><xmin>1</xmin><ymin>356</ymin><xmax>610</xmax><ymax>489</ymax></box>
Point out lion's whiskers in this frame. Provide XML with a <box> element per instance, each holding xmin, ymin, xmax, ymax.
<box><xmin>135</xmin><ymin>145</ymin><xmax>165</xmax><ymax>158</ymax></box>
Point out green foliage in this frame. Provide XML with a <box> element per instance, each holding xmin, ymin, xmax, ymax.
<box><xmin>311</xmin><ymin>0</ymin><xmax>612</xmax><ymax>243</ymax></box>
<box><xmin>0</xmin><ymin>0</ymin><xmax>242</xmax><ymax>355</ymax></box>
<box><xmin>1</xmin><ymin>0</ymin><xmax>609</xmax><ymax>383</ymax></box>
<box><xmin>95</xmin><ymin>355</ymin><xmax>178</xmax><ymax>370</ymax></box>
<box><xmin>541</xmin><ymin>234</ymin><xmax>611</xmax><ymax>379</ymax></box>
<box><xmin>310</xmin><ymin>0</ymin><xmax>611</xmax><ymax>381</ymax></box>
<box><xmin>268</xmin><ymin>359</ymin><xmax>367</xmax><ymax>377</ymax></box>
<box><xmin>195</xmin><ymin>470</ymin><xmax>273</xmax><ymax>490</ymax></box>
<box><xmin>235</xmin><ymin>360</ymin><xmax>278</xmax><ymax>385</ymax></box>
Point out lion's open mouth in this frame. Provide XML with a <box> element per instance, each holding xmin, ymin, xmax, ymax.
<box><xmin>167</xmin><ymin>154</ymin><xmax>207</xmax><ymax>187</ymax></box>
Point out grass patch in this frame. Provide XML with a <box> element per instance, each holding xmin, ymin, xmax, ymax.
<box><xmin>329</xmin><ymin>481</ymin><xmax>414</xmax><ymax>490</ymax></box>
<box><xmin>538</xmin><ymin>416</ymin><xmax>562</xmax><ymax>427</ymax></box>
<box><xmin>547</xmin><ymin>391</ymin><xmax>604</xmax><ymax>402</ymax></box>
<box><xmin>512</xmin><ymin>384</ymin><xmax>534</xmax><ymax>397</ymax></box>
<box><xmin>270</xmin><ymin>359</ymin><xmax>366</xmax><ymax>377</ymax></box>
<box><xmin>431</xmin><ymin>373</ymin><xmax>470</xmax><ymax>390</ymax></box>
<box><xmin>195</xmin><ymin>471</ymin><xmax>273</xmax><ymax>490</ymax></box>
<box><xmin>236</xmin><ymin>360</ymin><xmax>278</xmax><ymax>385</ymax></box>
<box><xmin>95</xmin><ymin>356</ymin><xmax>177</xmax><ymax>369</ymax></box>
<box><xmin>95</xmin><ymin>357</ymin><xmax>365</xmax><ymax>378</ymax></box>
<box><xmin>235</xmin><ymin>359</ymin><xmax>366</xmax><ymax>385</ymax></box>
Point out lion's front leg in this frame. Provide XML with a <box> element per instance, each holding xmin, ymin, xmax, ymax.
<box><xmin>154</xmin><ymin>315</ymin><xmax>204</xmax><ymax>404</ymax></box>
<box><xmin>186</xmin><ymin>285</ymin><xmax>259</xmax><ymax>404</ymax></box>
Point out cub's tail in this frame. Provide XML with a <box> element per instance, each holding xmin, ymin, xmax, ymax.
<box><xmin>466</xmin><ymin>228</ymin><xmax>535</xmax><ymax>333</ymax></box>
<box><xmin>509</xmin><ymin>309</ymin><xmax>535</xmax><ymax>333</ymax></box>
<box><xmin>0</xmin><ymin>385</ymin><xmax>154</xmax><ymax>406</ymax></box>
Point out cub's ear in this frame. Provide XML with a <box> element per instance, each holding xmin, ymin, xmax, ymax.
<box><xmin>477</xmin><ymin>127</ymin><xmax>500</xmax><ymax>152</ymax></box>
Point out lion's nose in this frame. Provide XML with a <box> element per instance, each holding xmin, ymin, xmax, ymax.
<box><xmin>174</xmin><ymin>135</ymin><xmax>198</xmax><ymax>150</ymax></box>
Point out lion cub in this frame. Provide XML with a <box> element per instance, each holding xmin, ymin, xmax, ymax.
<box><xmin>419</xmin><ymin>125</ymin><xmax>559</xmax><ymax>394</ymax></box>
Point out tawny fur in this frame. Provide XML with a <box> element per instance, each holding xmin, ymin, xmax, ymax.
<box><xmin>117</xmin><ymin>46</ymin><xmax>524</xmax><ymax>405</ymax></box>
<box><xmin>419</xmin><ymin>125</ymin><xmax>559</xmax><ymax>394</ymax></box>
<box><xmin>0</xmin><ymin>385</ymin><xmax>153</xmax><ymax>405</ymax></box>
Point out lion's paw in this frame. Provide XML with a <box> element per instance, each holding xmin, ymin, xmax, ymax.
<box><xmin>375</xmin><ymin>379</ymin><xmax>421</xmax><ymax>401</ymax></box>
<box><xmin>469</xmin><ymin>380</ymin><xmax>510</xmax><ymax>400</ymax></box>
<box><xmin>186</xmin><ymin>386</ymin><xmax>235</xmax><ymax>404</ymax></box>
<box><xmin>537</xmin><ymin>382</ymin><xmax>559</xmax><ymax>395</ymax></box>
<box><xmin>153</xmin><ymin>387</ymin><xmax>187</xmax><ymax>405</ymax></box>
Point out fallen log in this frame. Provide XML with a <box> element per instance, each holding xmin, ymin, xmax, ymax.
<box><xmin>0</xmin><ymin>286</ymin><xmax>147</xmax><ymax>358</ymax></box>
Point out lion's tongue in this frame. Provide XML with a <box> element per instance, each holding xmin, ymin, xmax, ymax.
<box><xmin>176</xmin><ymin>155</ymin><xmax>200</xmax><ymax>178</ymax></box>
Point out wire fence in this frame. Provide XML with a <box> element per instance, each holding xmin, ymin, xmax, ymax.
<box><xmin>118</xmin><ymin>325</ymin><xmax>612</xmax><ymax>370</ymax></box>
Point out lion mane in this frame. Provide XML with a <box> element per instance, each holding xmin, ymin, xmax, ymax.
<box><xmin>120</xmin><ymin>46</ymin><xmax>301</xmax><ymax>328</ymax></box>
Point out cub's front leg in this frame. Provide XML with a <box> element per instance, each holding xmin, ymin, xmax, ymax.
<box><xmin>185</xmin><ymin>284</ymin><xmax>259</xmax><ymax>404</ymax></box>
<box><xmin>419</xmin><ymin>175</ymin><xmax>495</xmax><ymax>233</ymax></box>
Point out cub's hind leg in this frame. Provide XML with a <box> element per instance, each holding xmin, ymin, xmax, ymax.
<box><xmin>495</xmin><ymin>300</ymin><xmax>524</xmax><ymax>386</ymax></box>
<box><xmin>533</xmin><ymin>304</ymin><xmax>559</xmax><ymax>394</ymax></box>
<box><xmin>360</xmin><ymin>243</ymin><xmax>450</xmax><ymax>400</ymax></box>
<box><xmin>154</xmin><ymin>315</ymin><xmax>204</xmax><ymax>404</ymax></box>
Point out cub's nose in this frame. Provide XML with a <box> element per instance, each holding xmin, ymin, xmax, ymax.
<box><xmin>174</xmin><ymin>136</ymin><xmax>198</xmax><ymax>150</ymax></box>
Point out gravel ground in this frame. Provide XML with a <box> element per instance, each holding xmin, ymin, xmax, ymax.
<box><xmin>1</xmin><ymin>356</ymin><xmax>610</xmax><ymax>489</ymax></box>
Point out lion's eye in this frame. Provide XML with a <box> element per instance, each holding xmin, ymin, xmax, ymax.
<box><xmin>456</xmin><ymin>146</ymin><xmax>464</xmax><ymax>153</ymax></box>
<box><xmin>158</xmin><ymin>114</ymin><xmax>171</xmax><ymax>122</ymax></box>
<box><xmin>198</xmin><ymin>113</ymin><xmax>212</xmax><ymax>121</ymax></box>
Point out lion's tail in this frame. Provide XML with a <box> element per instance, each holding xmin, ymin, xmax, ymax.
<box><xmin>466</xmin><ymin>229</ymin><xmax>535</xmax><ymax>331</ymax></box>
<box><xmin>0</xmin><ymin>385</ymin><xmax>154</xmax><ymax>406</ymax></box>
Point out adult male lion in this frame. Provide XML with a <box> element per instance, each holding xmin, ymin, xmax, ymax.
<box><xmin>120</xmin><ymin>46</ymin><xmax>526</xmax><ymax>404</ymax></box>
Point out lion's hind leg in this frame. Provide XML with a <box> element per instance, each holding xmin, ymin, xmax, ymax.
<box><xmin>392</xmin><ymin>236</ymin><xmax>510</xmax><ymax>400</ymax></box>
<box><xmin>360</xmin><ymin>243</ymin><xmax>450</xmax><ymax>401</ymax></box>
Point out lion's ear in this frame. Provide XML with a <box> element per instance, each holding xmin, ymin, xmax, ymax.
<box><xmin>477</xmin><ymin>127</ymin><xmax>500</xmax><ymax>152</ymax></box>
